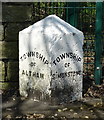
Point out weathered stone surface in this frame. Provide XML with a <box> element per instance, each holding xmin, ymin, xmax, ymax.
<box><xmin>0</xmin><ymin>41</ymin><xmax>18</xmax><ymax>59</ymax></box>
<box><xmin>0</xmin><ymin>61</ymin><xmax>5</xmax><ymax>81</ymax></box>
<box><xmin>7</xmin><ymin>61</ymin><xmax>19</xmax><ymax>81</ymax></box>
<box><xmin>2</xmin><ymin>4</ymin><xmax>32</xmax><ymax>22</ymax></box>
<box><xmin>19</xmin><ymin>15</ymin><xmax>84</xmax><ymax>102</ymax></box>
<box><xmin>0</xmin><ymin>25</ymin><xmax>4</xmax><ymax>41</ymax></box>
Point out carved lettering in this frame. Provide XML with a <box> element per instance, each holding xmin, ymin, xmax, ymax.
<box><xmin>53</xmin><ymin>60</ymin><xmax>57</xmax><ymax>65</ymax></box>
<box><xmin>44</xmin><ymin>60</ymin><xmax>49</xmax><ymax>64</ymax></box>
<box><xmin>20</xmin><ymin>51</ymin><xmax>49</xmax><ymax>65</ymax></box>
<box><xmin>21</xmin><ymin>70</ymin><xmax>44</xmax><ymax>79</ymax></box>
<box><xmin>51</xmin><ymin>71</ymin><xmax>82</xmax><ymax>79</ymax></box>
<box><xmin>60</xmin><ymin>53</ymin><xmax>65</xmax><ymax>59</ymax></box>
<box><xmin>56</xmin><ymin>57</ymin><xmax>60</xmax><ymax>63</ymax></box>
<box><xmin>65</xmin><ymin>63</ymin><xmax>70</xmax><ymax>67</ymax></box>
<box><xmin>66</xmin><ymin>52</ymin><xmax>70</xmax><ymax>58</ymax></box>
<box><xmin>52</xmin><ymin>52</ymin><xmax>81</xmax><ymax>65</ymax></box>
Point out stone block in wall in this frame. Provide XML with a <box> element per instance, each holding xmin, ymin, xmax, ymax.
<box><xmin>0</xmin><ymin>41</ymin><xmax>18</xmax><ymax>59</ymax></box>
<box><xmin>7</xmin><ymin>61</ymin><xmax>19</xmax><ymax>81</ymax></box>
<box><xmin>2</xmin><ymin>4</ymin><xmax>32</xmax><ymax>22</ymax></box>
<box><xmin>5</xmin><ymin>23</ymin><xmax>31</xmax><ymax>41</ymax></box>
<box><xmin>0</xmin><ymin>61</ymin><xmax>5</xmax><ymax>81</ymax></box>
<box><xmin>0</xmin><ymin>2</ymin><xmax>2</xmax><ymax>23</ymax></box>
<box><xmin>0</xmin><ymin>83</ymin><xmax>9</xmax><ymax>90</ymax></box>
<box><xmin>0</xmin><ymin>25</ymin><xmax>4</xmax><ymax>41</ymax></box>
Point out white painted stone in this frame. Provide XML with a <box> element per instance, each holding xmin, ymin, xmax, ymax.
<box><xmin>19</xmin><ymin>15</ymin><xmax>84</xmax><ymax>102</ymax></box>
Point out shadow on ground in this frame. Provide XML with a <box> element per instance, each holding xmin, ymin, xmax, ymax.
<box><xmin>2</xmin><ymin>88</ymin><xmax>104</xmax><ymax>120</ymax></box>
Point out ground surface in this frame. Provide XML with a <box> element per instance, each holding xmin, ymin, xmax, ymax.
<box><xmin>1</xmin><ymin>84</ymin><xmax>104</xmax><ymax>120</ymax></box>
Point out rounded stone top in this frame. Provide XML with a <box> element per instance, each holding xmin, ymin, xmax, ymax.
<box><xmin>20</xmin><ymin>15</ymin><xmax>82</xmax><ymax>33</ymax></box>
<box><xmin>19</xmin><ymin>15</ymin><xmax>84</xmax><ymax>44</ymax></box>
